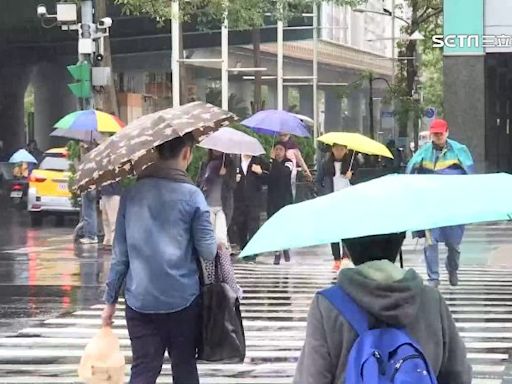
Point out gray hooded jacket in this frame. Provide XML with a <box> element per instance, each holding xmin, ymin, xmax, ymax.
<box><xmin>293</xmin><ymin>261</ymin><xmax>472</xmax><ymax>384</ymax></box>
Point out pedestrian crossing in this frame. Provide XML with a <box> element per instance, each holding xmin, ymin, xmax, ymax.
<box><xmin>1</xmin><ymin>224</ymin><xmax>512</xmax><ymax>383</ymax></box>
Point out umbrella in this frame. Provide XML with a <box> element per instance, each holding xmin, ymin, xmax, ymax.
<box><xmin>318</xmin><ymin>132</ymin><xmax>394</xmax><ymax>159</ymax></box>
<box><xmin>72</xmin><ymin>101</ymin><xmax>237</xmax><ymax>193</ymax></box>
<box><xmin>50</xmin><ymin>128</ymin><xmax>106</xmax><ymax>143</ymax></box>
<box><xmin>9</xmin><ymin>149</ymin><xmax>38</xmax><ymax>164</ymax></box>
<box><xmin>240</xmin><ymin>173</ymin><xmax>512</xmax><ymax>257</ymax></box>
<box><xmin>51</xmin><ymin>110</ymin><xmax>125</xmax><ymax>141</ymax></box>
<box><xmin>198</xmin><ymin>127</ymin><xmax>265</xmax><ymax>156</ymax></box>
<box><xmin>241</xmin><ymin>110</ymin><xmax>310</xmax><ymax>137</ymax></box>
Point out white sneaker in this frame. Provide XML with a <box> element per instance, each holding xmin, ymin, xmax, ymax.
<box><xmin>80</xmin><ymin>237</ymin><xmax>99</xmax><ymax>245</ymax></box>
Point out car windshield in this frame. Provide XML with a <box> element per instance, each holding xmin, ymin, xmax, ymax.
<box><xmin>39</xmin><ymin>157</ymin><xmax>70</xmax><ymax>172</ymax></box>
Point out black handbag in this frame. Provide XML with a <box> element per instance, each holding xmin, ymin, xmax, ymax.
<box><xmin>197</xmin><ymin>254</ymin><xmax>246</xmax><ymax>363</ymax></box>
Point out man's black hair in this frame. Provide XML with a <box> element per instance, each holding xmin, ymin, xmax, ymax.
<box><xmin>343</xmin><ymin>232</ymin><xmax>406</xmax><ymax>266</ymax></box>
<box><xmin>156</xmin><ymin>132</ymin><xmax>196</xmax><ymax>161</ymax></box>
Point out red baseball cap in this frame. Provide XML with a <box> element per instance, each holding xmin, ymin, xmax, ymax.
<box><xmin>430</xmin><ymin>119</ymin><xmax>448</xmax><ymax>134</ymax></box>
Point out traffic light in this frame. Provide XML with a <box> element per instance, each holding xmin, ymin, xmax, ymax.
<box><xmin>67</xmin><ymin>62</ymin><xmax>91</xmax><ymax>99</ymax></box>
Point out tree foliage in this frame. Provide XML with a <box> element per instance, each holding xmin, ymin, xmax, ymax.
<box><xmin>115</xmin><ymin>0</ymin><xmax>366</xmax><ymax>29</ymax></box>
<box><xmin>392</xmin><ymin>0</ymin><xmax>443</xmax><ymax>137</ymax></box>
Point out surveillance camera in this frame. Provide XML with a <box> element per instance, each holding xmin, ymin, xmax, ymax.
<box><xmin>37</xmin><ymin>4</ymin><xmax>48</xmax><ymax>18</ymax></box>
<box><xmin>98</xmin><ymin>17</ymin><xmax>112</xmax><ymax>28</ymax></box>
<box><xmin>95</xmin><ymin>53</ymin><xmax>104</xmax><ymax>63</ymax></box>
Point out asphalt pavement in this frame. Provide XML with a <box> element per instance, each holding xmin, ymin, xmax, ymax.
<box><xmin>2</xmin><ymin>199</ymin><xmax>512</xmax><ymax>382</ymax></box>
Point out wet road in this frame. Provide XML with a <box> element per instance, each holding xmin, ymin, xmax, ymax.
<box><xmin>1</xmin><ymin>201</ymin><xmax>512</xmax><ymax>382</ymax></box>
<box><xmin>0</xmin><ymin>202</ymin><xmax>106</xmax><ymax>335</ymax></box>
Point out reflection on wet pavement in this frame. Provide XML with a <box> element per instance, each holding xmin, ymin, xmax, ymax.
<box><xmin>2</xmin><ymin>204</ymin><xmax>512</xmax><ymax>382</ymax></box>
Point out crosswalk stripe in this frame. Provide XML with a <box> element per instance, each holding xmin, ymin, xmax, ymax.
<box><xmin>2</xmin><ymin>224</ymin><xmax>512</xmax><ymax>382</ymax></box>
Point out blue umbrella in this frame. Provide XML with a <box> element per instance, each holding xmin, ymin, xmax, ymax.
<box><xmin>240</xmin><ymin>173</ymin><xmax>512</xmax><ymax>257</ymax></box>
<box><xmin>241</xmin><ymin>110</ymin><xmax>310</xmax><ymax>137</ymax></box>
<box><xmin>9</xmin><ymin>149</ymin><xmax>38</xmax><ymax>164</ymax></box>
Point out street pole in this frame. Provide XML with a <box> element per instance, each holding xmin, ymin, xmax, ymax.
<box><xmin>313</xmin><ymin>3</ymin><xmax>319</xmax><ymax>149</ymax></box>
<box><xmin>80</xmin><ymin>0</ymin><xmax>94</xmax><ymax>110</ymax></box>
<box><xmin>221</xmin><ymin>3</ymin><xmax>229</xmax><ymax>110</ymax></box>
<box><xmin>369</xmin><ymin>73</ymin><xmax>374</xmax><ymax>139</ymax></box>
<box><xmin>391</xmin><ymin>0</ymin><xmax>395</xmax><ymax>85</ymax></box>
<box><xmin>171</xmin><ymin>0</ymin><xmax>180</xmax><ymax>107</ymax></box>
<box><xmin>277</xmin><ymin>17</ymin><xmax>284</xmax><ymax>110</ymax></box>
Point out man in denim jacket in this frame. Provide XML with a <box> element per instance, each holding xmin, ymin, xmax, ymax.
<box><xmin>102</xmin><ymin>133</ymin><xmax>217</xmax><ymax>384</ymax></box>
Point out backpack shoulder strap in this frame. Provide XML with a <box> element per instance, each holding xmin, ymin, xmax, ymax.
<box><xmin>318</xmin><ymin>285</ymin><xmax>369</xmax><ymax>336</ymax></box>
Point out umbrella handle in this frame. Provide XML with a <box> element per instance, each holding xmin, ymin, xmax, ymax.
<box><xmin>399</xmin><ymin>248</ymin><xmax>404</xmax><ymax>269</ymax></box>
<box><xmin>348</xmin><ymin>151</ymin><xmax>356</xmax><ymax>172</ymax></box>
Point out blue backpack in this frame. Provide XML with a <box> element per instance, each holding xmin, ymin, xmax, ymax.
<box><xmin>319</xmin><ymin>286</ymin><xmax>437</xmax><ymax>384</ymax></box>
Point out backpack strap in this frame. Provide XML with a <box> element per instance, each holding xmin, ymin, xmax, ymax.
<box><xmin>319</xmin><ymin>285</ymin><xmax>369</xmax><ymax>336</ymax></box>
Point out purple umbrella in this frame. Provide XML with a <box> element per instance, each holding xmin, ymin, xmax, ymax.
<box><xmin>241</xmin><ymin>110</ymin><xmax>310</xmax><ymax>137</ymax></box>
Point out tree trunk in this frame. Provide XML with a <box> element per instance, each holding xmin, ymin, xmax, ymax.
<box><xmin>94</xmin><ymin>0</ymin><xmax>119</xmax><ymax>116</ymax></box>
<box><xmin>251</xmin><ymin>28</ymin><xmax>263</xmax><ymax>113</ymax></box>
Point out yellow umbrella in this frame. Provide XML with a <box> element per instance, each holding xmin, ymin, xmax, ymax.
<box><xmin>318</xmin><ymin>132</ymin><xmax>394</xmax><ymax>159</ymax></box>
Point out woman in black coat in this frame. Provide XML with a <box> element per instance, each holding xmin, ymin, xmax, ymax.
<box><xmin>315</xmin><ymin>144</ymin><xmax>358</xmax><ymax>271</ymax></box>
<box><xmin>267</xmin><ymin>142</ymin><xmax>294</xmax><ymax>265</ymax></box>
<box><xmin>197</xmin><ymin>150</ymin><xmax>236</xmax><ymax>248</ymax></box>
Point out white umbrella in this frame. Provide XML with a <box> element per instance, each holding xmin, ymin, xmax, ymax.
<box><xmin>198</xmin><ymin>127</ymin><xmax>265</xmax><ymax>156</ymax></box>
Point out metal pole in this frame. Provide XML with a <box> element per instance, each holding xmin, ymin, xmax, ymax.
<box><xmin>80</xmin><ymin>0</ymin><xmax>94</xmax><ymax>110</ymax></box>
<box><xmin>171</xmin><ymin>0</ymin><xmax>180</xmax><ymax>107</ymax></box>
<box><xmin>391</xmin><ymin>0</ymin><xmax>396</xmax><ymax>85</ymax></box>
<box><xmin>313</xmin><ymin>2</ymin><xmax>319</xmax><ymax>147</ymax></box>
<box><xmin>369</xmin><ymin>73</ymin><xmax>375</xmax><ymax>139</ymax></box>
<box><xmin>221</xmin><ymin>4</ymin><xmax>229</xmax><ymax>110</ymax></box>
<box><xmin>277</xmin><ymin>18</ymin><xmax>284</xmax><ymax>110</ymax></box>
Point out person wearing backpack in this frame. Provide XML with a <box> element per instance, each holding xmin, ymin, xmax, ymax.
<box><xmin>293</xmin><ymin>232</ymin><xmax>471</xmax><ymax>384</ymax></box>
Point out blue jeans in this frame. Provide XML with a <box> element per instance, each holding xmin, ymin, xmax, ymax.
<box><xmin>424</xmin><ymin>240</ymin><xmax>461</xmax><ymax>282</ymax></box>
<box><xmin>82</xmin><ymin>190</ymin><xmax>97</xmax><ymax>239</ymax></box>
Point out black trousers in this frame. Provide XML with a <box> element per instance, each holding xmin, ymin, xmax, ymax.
<box><xmin>234</xmin><ymin>204</ymin><xmax>261</xmax><ymax>250</ymax></box>
<box><xmin>126</xmin><ymin>296</ymin><xmax>201</xmax><ymax>384</ymax></box>
<box><xmin>331</xmin><ymin>242</ymin><xmax>349</xmax><ymax>261</ymax></box>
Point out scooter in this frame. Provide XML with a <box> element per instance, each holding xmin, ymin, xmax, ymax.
<box><xmin>9</xmin><ymin>179</ymin><xmax>28</xmax><ymax>209</ymax></box>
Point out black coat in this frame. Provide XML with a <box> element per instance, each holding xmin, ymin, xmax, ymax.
<box><xmin>267</xmin><ymin>157</ymin><xmax>294</xmax><ymax>218</ymax></box>
<box><xmin>197</xmin><ymin>157</ymin><xmax>236</xmax><ymax>226</ymax></box>
<box><xmin>233</xmin><ymin>156</ymin><xmax>269</xmax><ymax>209</ymax></box>
<box><xmin>315</xmin><ymin>152</ymin><xmax>358</xmax><ymax>196</ymax></box>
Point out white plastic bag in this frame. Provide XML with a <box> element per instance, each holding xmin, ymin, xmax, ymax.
<box><xmin>78</xmin><ymin>327</ymin><xmax>125</xmax><ymax>384</ymax></box>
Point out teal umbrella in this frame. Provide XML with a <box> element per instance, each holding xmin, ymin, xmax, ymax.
<box><xmin>240</xmin><ymin>173</ymin><xmax>512</xmax><ymax>257</ymax></box>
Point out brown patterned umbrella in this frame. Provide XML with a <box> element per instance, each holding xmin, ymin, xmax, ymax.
<box><xmin>72</xmin><ymin>101</ymin><xmax>237</xmax><ymax>193</ymax></box>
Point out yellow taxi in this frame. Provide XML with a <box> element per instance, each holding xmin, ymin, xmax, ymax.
<box><xmin>27</xmin><ymin>147</ymin><xmax>79</xmax><ymax>226</ymax></box>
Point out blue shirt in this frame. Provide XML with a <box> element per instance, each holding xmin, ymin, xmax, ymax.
<box><xmin>104</xmin><ymin>178</ymin><xmax>217</xmax><ymax>313</ymax></box>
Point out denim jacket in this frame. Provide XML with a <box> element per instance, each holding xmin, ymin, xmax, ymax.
<box><xmin>104</xmin><ymin>167</ymin><xmax>217</xmax><ymax>313</ymax></box>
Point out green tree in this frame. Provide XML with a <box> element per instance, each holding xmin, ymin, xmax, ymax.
<box><xmin>392</xmin><ymin>0</ymin><xmax>442</xmax><ymax>138</ymax></box>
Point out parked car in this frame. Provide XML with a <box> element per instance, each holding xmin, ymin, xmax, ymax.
<box><xmin>27</xmin><ymin>147</ymin><xmax>79</xmax><ymax>226</ymax></box>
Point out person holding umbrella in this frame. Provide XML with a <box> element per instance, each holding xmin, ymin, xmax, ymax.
<box><xmin>316</xmin><ymin>144</ymin><xmax>358</xmax><ymax>271</ymax></box>
<box><xmin>267</xmin><ymin>142</ymin><xmax>294</xmax><ymax>265</ymax></box>
<box><xmin>406</xmin><ymin>119</ymin><xmax>475</xmax><ymax>288</ymax></box>
<box><xmin>197</xmin><ymin>150</ymin><xmax>236</xmax><ymax>249</ymax></box>
<box><xmin>197</xmin><ymin>127</ymin><xmax>268</xmax><ymax>256</ymax></box>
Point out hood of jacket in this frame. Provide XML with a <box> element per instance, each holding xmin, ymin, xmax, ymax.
<box><xmin>338</xmin><ymin>260</ymin><xmax>424</xmax><ymax>327</ymax></box>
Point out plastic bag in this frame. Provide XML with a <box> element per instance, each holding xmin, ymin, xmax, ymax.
<box><xmin>78</xmin><ymin>327</ymin><xmax>125</xmax><ymax>384</ymax></box>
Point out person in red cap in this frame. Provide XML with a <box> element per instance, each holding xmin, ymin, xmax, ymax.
<box><xmin>406</xmin><ymin>119</ymin><xmax>475</xmax><ymax>288</ymax></box>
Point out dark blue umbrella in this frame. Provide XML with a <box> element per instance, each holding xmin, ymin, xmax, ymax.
<box><xmin>241</xmin><ymin>110</ymin><xmax>310</xmax><ymax>137</ymax></box>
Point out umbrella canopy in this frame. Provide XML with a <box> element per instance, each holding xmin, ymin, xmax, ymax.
<box><xmin>198</xmin><ymin>127</ymin><xmax>265</xmax><ymax>156</ymax></box>
<box><xmin>9</xmin><ymin>149</ymin><xmax>38</xmax><ymax>164</ymax></box>
<box><xmin>318</xmin><ymin>132</ymin><xmax>393</xmax><ymax>159</ymax></box>
<box><xmin>54</xmin><ymin>110</ymin><xmax>125</xmax><ymax>133</ymax></box>
<box><xmin>240</xmin><ymin>173</ymin><xmax>512</xmax><ymax>257</ymax></box>
<box><xmin>73</xmin><ymin>101</ymin><xmax>237</xmax><ymax>193</ymax></box>
<box><xmin>241</xmin><ymin>110</ymin><xmax>310</xmax><ymax>137</ymax></box>
<box><xmin>50</xmin><ymin>128</ymin><xmax>106</xmax><ymax>143</ymax></box>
